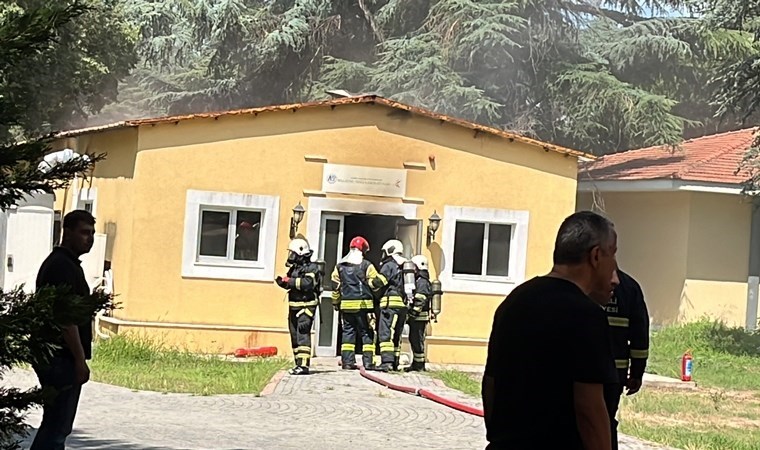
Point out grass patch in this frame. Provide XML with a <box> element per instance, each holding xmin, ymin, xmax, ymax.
<box><xmin>647</xmin><ymin>319</ymin><xmax>760</xmax><ymax>390</ymax></box>
<box><xmin>619</xmin><ymin>387</ymin><xmax>760</xmax><ymax>450</ymax></box>
<box><xmin>90</xmin><ymin>334</ymin><xmax>288</xmax><ymax>395</ymax></box>
<box><xmin>430</xmin><ymin>370</ymin><xmax>481</xmax><ymax>397</ymax></box>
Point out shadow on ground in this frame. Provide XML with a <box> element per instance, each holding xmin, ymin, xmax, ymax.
<box><xmin>17</xmin><ymin>429</ymin><xmax>248</xmax><ymax>450</ymax></box>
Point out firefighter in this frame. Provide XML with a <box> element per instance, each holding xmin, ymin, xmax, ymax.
<box><xmin>331</xmin><ymin>236</ymin><xmax>387</xmax><ymax>370</ymax></box>
<box><xmin>375</xmin><ymin>239</ymin><xmax>408</xmax><ymax>372</ymax></box>
<box><xmin>604</xmin><ymin>268</ymin><xmax>650</xmax><ymax>450</ymax></box>
<box><xmin>275</xmin><ymin>238</ymin><xmax>322</xmax><ymax>375</ymax></box>
<box><xmin>406</xmin><ymin>254</ymin><xmax>432</xmax><ymax>372</ymax></box>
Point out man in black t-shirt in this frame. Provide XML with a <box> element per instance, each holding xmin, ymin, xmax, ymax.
<box><xmin>482</xmin><ymin>211</ymin><xmax>619</xmax><ymax>450</ymax></box>
<box><xmin>31</xmin><ymin>210</ymin><xmax>96</xmax><ymax>450</ymax></box>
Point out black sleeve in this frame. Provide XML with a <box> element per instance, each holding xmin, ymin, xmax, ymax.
<box><xmin>484</xmin><ymin>303</ymin><xmax>505</xmax><ymax>377</ymax></box>
<box><xmin>570</xmin><ymin>303</ymin><xmax>617</xmax><ymax>384</ymax></box>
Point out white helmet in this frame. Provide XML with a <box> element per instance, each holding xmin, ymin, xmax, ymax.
<box><xmin>381</xmin><ymin>239</ymin><xmax>404</xmax><ymax>258</ymax></box>
<box><xmin>411</xmin><ymin>255</ymin><xmax>428</xmax><ymax>271</ymax></box>
<box><xmin>288</xmin><ymin>238</ymin><xmax>311</xmax><ymax>256</ymax></box>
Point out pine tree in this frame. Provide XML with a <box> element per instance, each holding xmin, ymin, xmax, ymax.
<box><xmin>0</xmin><ymin>3</ymin><xmax>117</xmax><ymax>448</ymax></box>
<box><xmin>709</xmin><ymin>0</ymin><xmax>760</xmax><ymax>193</ymax></box>
<box><xmin>123</xmin><ymin>0</ymin><xmax>760</xmax><ymax>154</ymax></box>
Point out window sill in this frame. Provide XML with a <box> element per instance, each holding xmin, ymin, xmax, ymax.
<box><xmin>439</xmin><ymin>273</ymin><xmax>520</xmax><ymax>296</ymax></box>
<box><xmin>452</xmin><ymin>274</ymin><xmax>515</xmax><ymax>284</ymax></box>
<box><xmin>182</xmin><ymin>261</ymin><xmax>274</xmax><ymax>282</ymax></box>
<box><xmin>195</xmin><ymin>259</ymin><xmax>265</xmax><ymax>270</ymax></box>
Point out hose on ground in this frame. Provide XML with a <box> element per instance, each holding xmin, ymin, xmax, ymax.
<box><xmin>358</xmin><ymin>366</ymin><xmax>484</xmax><ymax>418</ymax></box>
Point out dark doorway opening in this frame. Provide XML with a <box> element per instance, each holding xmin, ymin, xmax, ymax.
<box><xmin>336</xmin><ymin>214</ymin><xmax>404</xmax><ymax>358</ymax></box>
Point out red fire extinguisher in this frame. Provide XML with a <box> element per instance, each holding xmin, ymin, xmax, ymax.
<box><xmin>681</xmin><ymin>350</ymin><xmax>693</xmax><ymax>382</ymax></box>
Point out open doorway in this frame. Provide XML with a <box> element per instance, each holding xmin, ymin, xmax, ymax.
<box><xmin>314</xmin><ymin>212</ymin><xmax>421</xmax><ymax>358</ymax></box>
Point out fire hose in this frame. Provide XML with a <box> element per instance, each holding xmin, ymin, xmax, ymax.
<box><xmin>358</xmin><ymin>365</ymin><xmax>484</xmax><ymax>417</ymax></box>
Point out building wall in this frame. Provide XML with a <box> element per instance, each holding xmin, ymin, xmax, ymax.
<box><xmin>682</xmin><ymin>193</ymin><xmax>751</xmax><ymax>325</ymax></box>
<box><xmin>577</xmin><ymin>191</ymin><xmax>691</xmax><ymax>325</ymax></box>
<box><xmin>80</xmin><ymin>103</ymin><xmax>579</xmax><ymax>363</ymax></box>
<box><xmin>53</xmin><ymin>128</ymin><xmax>138</xmax><ymax>315</ymax></box>
<box><xmin>577</xmin><ymin>190</ymin><xmax>752</xmax><ymax>327</ymax></box>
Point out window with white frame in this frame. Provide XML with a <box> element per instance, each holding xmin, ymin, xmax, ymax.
<box><xmin>197</xmin><ymin>208</ymin><xmax>263</xmax><ymax>263</ymax></box>
<box><xmin>440</xmin><ymin>206</ymin><xmax>529</xmax><ymax>295</ymax></box>
<box><xmin>182</xmin><ymin>190</ymin><xmax>280</xmax><ymax>281</ymax></box>
<box><xmin>452</xmin><ymin>221</ymin><xmax>512</xmax><ymax>279</ymax></box>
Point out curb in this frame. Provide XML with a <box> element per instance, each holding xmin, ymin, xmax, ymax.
<box><xmin>260</xmin><ymin>370</ymin><xmax>287</xmax><ymax>397</ymax></box>
<box><xmin>643</xmin><ymin>379</ymin><xmax>698</xmax><ymax>390</ymax></box>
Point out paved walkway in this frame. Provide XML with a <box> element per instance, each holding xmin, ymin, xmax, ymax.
<box><xmin>5</xmin><ymin>359</ymin><xmax>678</xmax><ymax>449</ymax></box>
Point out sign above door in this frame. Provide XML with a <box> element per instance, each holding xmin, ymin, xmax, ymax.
<box><xmin>322</xmin><ymin>163</ymin><xmax>407</xmax><ymax>198</ymax></box>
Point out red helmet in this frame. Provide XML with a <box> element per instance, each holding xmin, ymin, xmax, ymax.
<box><xmin>350</xmin><ymin>236</ymin><xmax>370</xmax><ymax>253</ymax></box>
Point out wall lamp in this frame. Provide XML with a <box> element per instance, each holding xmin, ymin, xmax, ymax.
<box><xmin>426</xmin><ymin>210</ymin><xmax>442</xmax><ymax>246</ymax></box>
<box><xmin>290</xmin><ymin>202</ymin><xmax>305</xmax><ymax>239</ymax></box>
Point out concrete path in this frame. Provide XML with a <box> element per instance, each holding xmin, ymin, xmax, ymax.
<box><xmin>5</xmin><ymin>359</ymin><xmax>678</xmax><ymax>449</ymax></box>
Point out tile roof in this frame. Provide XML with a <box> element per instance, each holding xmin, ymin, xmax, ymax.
<box><xmin>55</xmin><ymin>95</ymin><xmax>593</xmax><ymax>159</ymax></box>
<box><xmin>580</xmin><ymin>128</ymin><xmax>759</xmax><ymax>185</ymax></box>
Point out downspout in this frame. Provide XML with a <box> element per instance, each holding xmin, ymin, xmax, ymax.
<box><xmin>746</xmin><ymin>199</ymin><xmax>760</xmax><ymax>331</ymax></box>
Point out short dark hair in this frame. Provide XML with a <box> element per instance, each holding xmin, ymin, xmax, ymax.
<box><xmin>63</xmin><ymin>209</ymin><xmax>96</xmax><ymax>230</ymax></box>
<box><xmin>553</xmin><ymin>211</ymin><xmax>615</xmax><ymax>265</ymax></box>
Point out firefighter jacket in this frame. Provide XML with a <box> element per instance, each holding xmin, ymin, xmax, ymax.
<box><xmin>409</xmin><ymin>270</ymin><xmax>432</xmax><ymax>322</ymax></box>
<box><xmin>283</xmin><ymin>261</ymin><xmax>321</xmax><ymax>311</ymax></box>
<box><xmin>605</xmin><ymin>269</ymin><xmax>650</xmax><ymax>380</ymax></box>
<box><xmin>330</xmin><ymin>260</ymin><xmax>387</xmax><ymax>312</ymax></box>
<box><xmin>378</xmin><ymin>258</ymin><xmax>406</xmax><ymax>309</ymax></box>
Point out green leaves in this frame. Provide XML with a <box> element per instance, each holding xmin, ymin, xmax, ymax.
<box><xmin>121</xmin><ymin>0</ymin><xmax>760</xmax><ymax>155</ymax></box>
<box><xmin>0</xmin><ymin>1</ymin><xmax>136</xmax><ymax>140</ymax></box>
<box><xmin>0</xmin><ymin>286</ymin><xmax>116</xmax><ymax>449</ymax></box>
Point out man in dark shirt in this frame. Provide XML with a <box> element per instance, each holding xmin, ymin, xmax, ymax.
<box><xmin>482</xmin><ymin>211</ymin><xmax>619</xmax><ymax>450</ymax></box>
<box><xmin>31</xmin><ymin>210</ymin><xmax>96</xmax><ymax>450</ymax></box>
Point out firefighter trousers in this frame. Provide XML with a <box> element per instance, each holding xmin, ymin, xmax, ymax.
<box><xmin>407</xmin><ymin>319</ymin><xmax>427</xmax><ymax>370</ymax></box>
<box><xmin>288</xmin><ymin>306</ymin><xmax>316</xmax><ymax>367</ymax></box>
<box><xmin>378</xmin><ymin>307</ymin><xmax>406</xmax><ymax>368</ymax></box>
<box><xmin>341</xmin><ymin>310</ymin><xmax>375</xmax><ymax>368</ymax></box>
<box><xmin>604</xmin><ymin>369</ymin><xmax>628</xmax><ymax>450</ymax></box>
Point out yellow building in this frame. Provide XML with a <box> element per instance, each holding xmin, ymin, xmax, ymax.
<box><xmin>52</xmin><ymin>95</ymin><xmax>588</xmax><ymax>365</ymax></box>
<box><xmin>577</xmin><ymin>128</ymin><xmax>760</xmax><ymax>329</ymax></box>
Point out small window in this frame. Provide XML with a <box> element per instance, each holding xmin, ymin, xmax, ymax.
<box><xmin>452</xmin><ymin>221</ymin><xmax>512</xmax><ymax>279</ymax></box>
<box><xmin>197</xmin><ymin>208</ymin><xmax>262</xmax><ymax>262</ymax></box>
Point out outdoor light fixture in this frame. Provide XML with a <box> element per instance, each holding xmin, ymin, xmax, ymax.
<box><xmin>290</xmin><ymin>202</ymin><xmax>305</xmax><ymax>239</ymax></box>
<box><xmin>426</xmin><ymin>210</ymin><xmax>441</xmax><ymax>246</ymax></box>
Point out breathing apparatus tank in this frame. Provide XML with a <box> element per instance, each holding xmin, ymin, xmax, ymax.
<box><xmin>315</xmin><ymin>259</ymin><xmax>326</xmax><ymax>294</ymax></box>
<box><xmin>431</xmin><ymin>279</ymin><xmax>443</xmax><ymax>322</ymax></box>
<box><xmin>402</xmin><ymin>260</ymin><xmax>417</xmax><ymax>306</ymax></box>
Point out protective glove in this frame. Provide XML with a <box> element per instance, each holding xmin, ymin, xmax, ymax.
<box><xmin>275</xmin><ymin>276</ymin><xmax>290</xmax><ymax>288</ymax></box>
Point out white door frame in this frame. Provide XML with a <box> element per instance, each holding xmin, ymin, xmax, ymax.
<box><xmin>306</xmin><ymin>198</ymin><xmax>419</xmax><ymax>357</ymax></box>
<box><xmin>314</xmin><ymin>213</ymin><xmax>344</xmax><ymax>357</ymax></box>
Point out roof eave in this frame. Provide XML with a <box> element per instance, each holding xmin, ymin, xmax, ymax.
<box><xmin>577</xmin><ymin>178</ymin><xmax>745</xmax><ymax>195</ymax></box>
<box><xmin>52</xmin><ymin>95</ymin><xmax>594</xmax><ymax>159</ymax></box>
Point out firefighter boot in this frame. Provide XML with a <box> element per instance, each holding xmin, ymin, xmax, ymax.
<box><xmin>405</xmin><ymin>362</ymin><xmax>426</xmax><ymax>372</ymax></box>
<box><xmin>288</xmin><ymin>366</ymin><xmax>310</xmax><ymax>375</ymax></box>
<box><xmin>362</xmin><ymin>351</ymin><xmax>376</xmax><ymax>370</ymax></box>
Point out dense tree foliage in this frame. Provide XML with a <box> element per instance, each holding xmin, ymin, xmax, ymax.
<box><xmin>96</xmin><ymin>0</ymin><xmax>760</xmax><ymax>154</ymax></box>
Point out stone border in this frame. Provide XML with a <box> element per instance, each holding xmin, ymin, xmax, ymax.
<box><xmin>260</xmin><ymin>370</ymin><xmax>287</xmax><ymax>396</ymax></box>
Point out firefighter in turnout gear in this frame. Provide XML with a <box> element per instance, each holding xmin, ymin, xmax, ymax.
<box><xmin>331</xmin><ymin>236</ymin><xmax>387</xmax><ymax>370</ymax></box>
<box><xmin>406</xmin><ymin>254</ymin><xmax>432</xmax><ymax>372</ymax></box>
<box><xmin>275</xmin><ymin>238</ymin><xmax>323</xmax><ymax>376</ymax></box>
<box><xmin>604</xmin><ymin>269</ymin><xmax>650</xmax><ymax>450</ymax></box>
<box><xmin>376</xmin><ymin>240</ymin><xmax>408</xmax><ymax>372</ymax></box>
